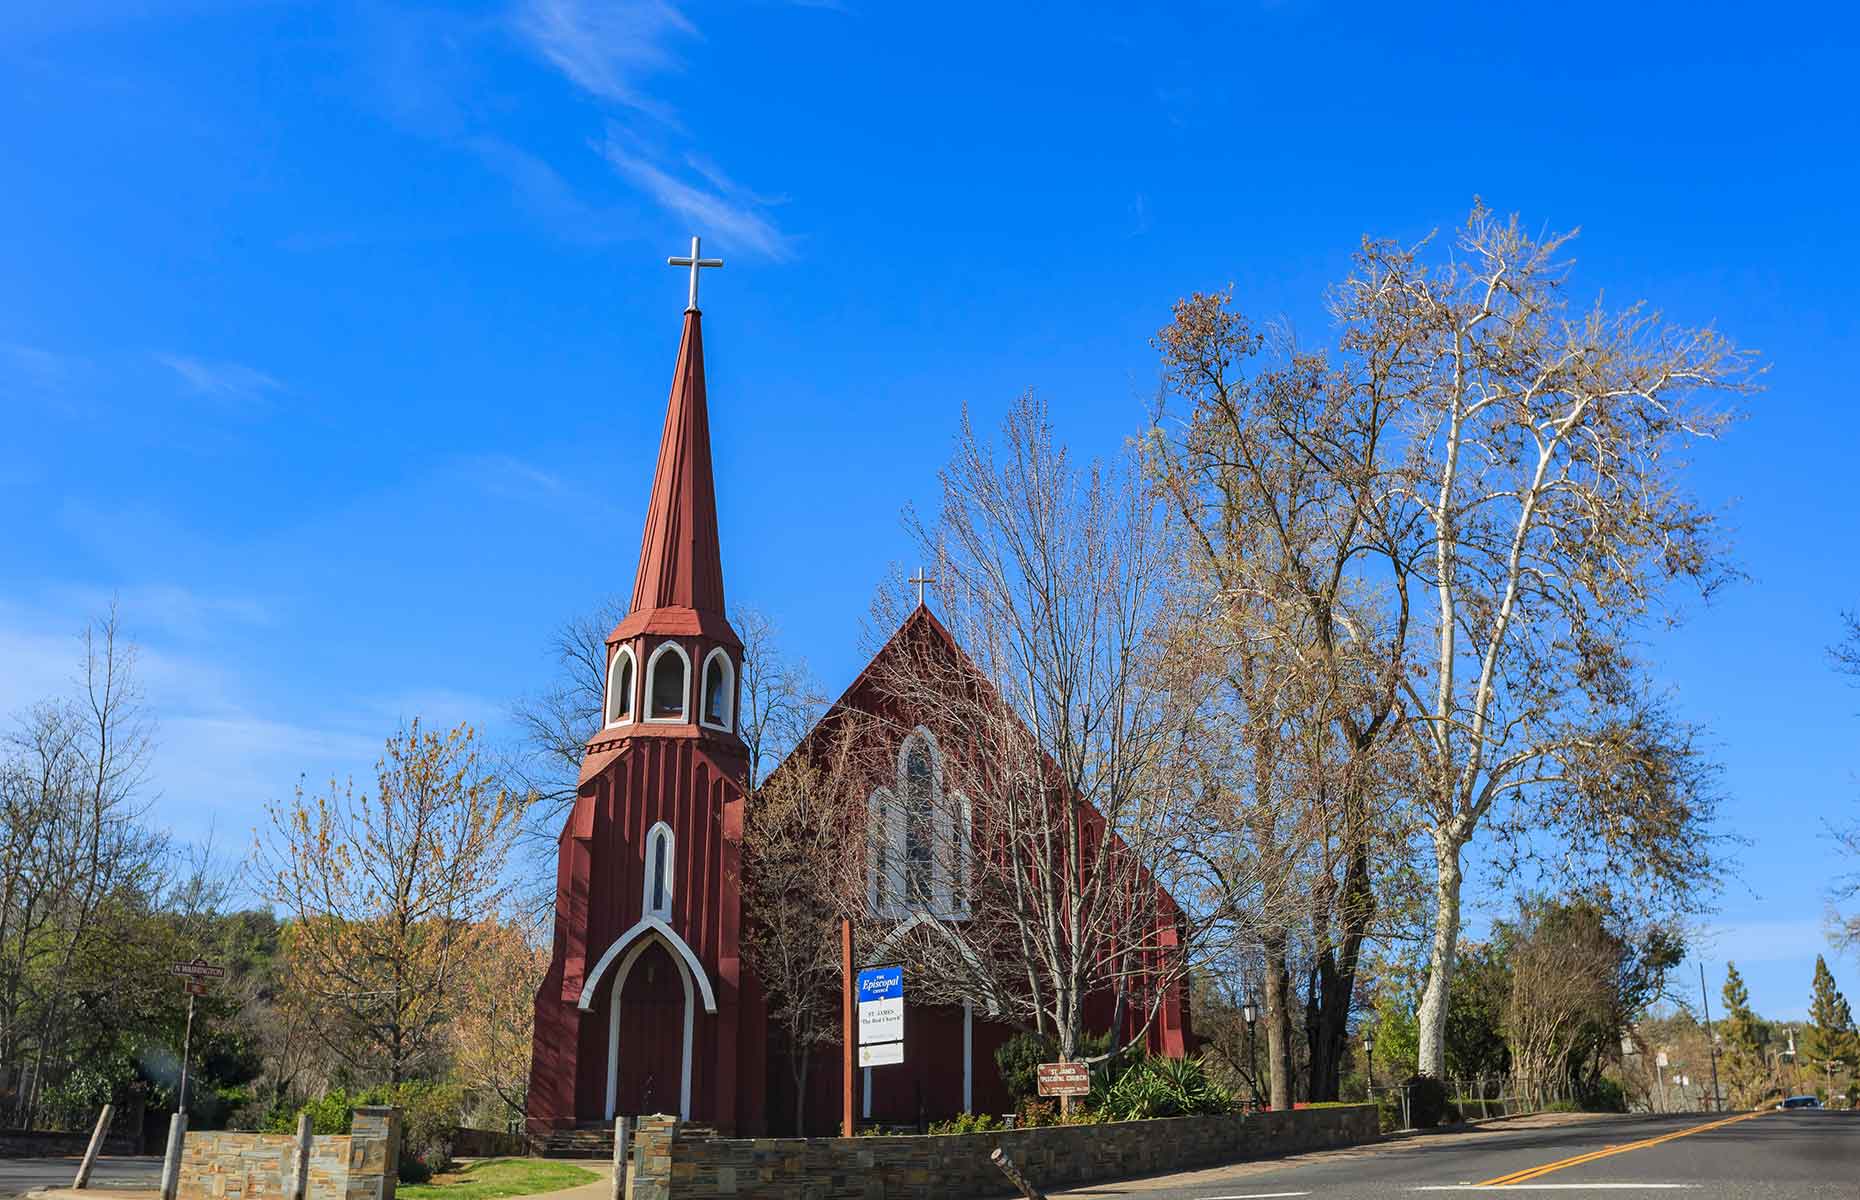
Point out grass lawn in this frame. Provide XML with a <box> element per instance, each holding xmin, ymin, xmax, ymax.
<box><xmin>398</xmin><ymin>1158</ymin><xmax>599</xmax><ymax>1200</ymax></box>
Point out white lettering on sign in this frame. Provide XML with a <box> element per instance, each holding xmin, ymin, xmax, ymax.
<box><xmin>859</xmin><ymin>997</ymin><xmax>903</xmax><ymax>1046</ymax></box>
<box><xmin>858</xmin><ymin>1042</ymin><xmax>904</xmax><ymax>1068</ymax></box>
<box><xmin>1036</xmin><ymin>1062</ymin><xmax>1091</xmax><ymax>1097</ymax></box>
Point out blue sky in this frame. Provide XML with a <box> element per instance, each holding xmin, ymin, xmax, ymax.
<box><xmin>3</xmin><ymin>1</ymin><xmax>1856</xmax><ymax>1019</ymax></box>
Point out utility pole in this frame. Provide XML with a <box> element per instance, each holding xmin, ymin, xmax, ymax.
<box><xmin>1699</xmin><ymin>962</ymin><xmax>1722</xmax><ymax>1113</ymax></box>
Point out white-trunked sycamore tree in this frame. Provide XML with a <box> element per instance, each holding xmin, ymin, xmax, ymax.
<box><xmin>1336</xmin><ymin>204</ymin><xmax>1759</xmax><ymax>1078</ymax></box>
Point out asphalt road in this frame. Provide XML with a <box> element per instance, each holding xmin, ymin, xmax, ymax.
<box><xmin>1055</xmin><ymin>1110</ymin><xmax>1859</xmax><ymax>1200</ymax></box>
<box><xmin>0</xmin><ymin>1156</ymin><xmax>162</xmax><ymax>1199</ymax></box>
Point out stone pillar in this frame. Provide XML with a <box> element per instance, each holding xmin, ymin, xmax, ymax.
<box><xmin>627</xmin><ymin>1117</ymin><xmax>677</xmax><ymax>1200</ymax></box>
<box><xmin>349</xmin><ymin>1107</ymin><xmax>403</xmax><ymax>1200</ymax></box>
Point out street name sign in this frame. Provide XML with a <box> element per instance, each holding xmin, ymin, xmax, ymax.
<box><xmin>856</xmin><ymin>966</ymin><xmax>903</xmax><ymax>1066</ymax></box>
<box><xmin>1036</xmin><ymin>1062</ymin><xmax>1091</xmax><ymax>1097</ymax></box>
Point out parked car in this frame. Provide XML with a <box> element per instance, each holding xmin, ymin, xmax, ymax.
<box><xmin>1776</xmin><ymin>1095</ymin><xmax>1821</xmax><ymax>1110</ymax></box>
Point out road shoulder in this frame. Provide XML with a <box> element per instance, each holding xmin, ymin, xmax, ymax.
<box><xmin>1049</xmin><ymin>1111</ymin><xmax>1621</xmax><ymax>1197</ymax></box>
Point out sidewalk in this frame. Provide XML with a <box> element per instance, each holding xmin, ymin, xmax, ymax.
<box><xmin>26</xmin><ymin>1164</ymin><xmax>615</xmax><ymax>1200</ymax></box>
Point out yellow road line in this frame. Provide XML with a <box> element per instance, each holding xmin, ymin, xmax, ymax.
<box><xmin>1476</xmin><ymin>1109</ymin><xmax>1769</xmax><ymax>1187</ymax></box>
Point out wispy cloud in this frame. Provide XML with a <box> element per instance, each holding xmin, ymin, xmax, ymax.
<box><xmin>511</xmin><ymin>0</ymin><xmax>798</xmax><ymax>258</ymax></box>
<box><xmin>155</xmin><ymin>353</ymin><xmax>284</xmax><ymax>406</ymax></box>
<box><xmin>468</xmin><ymin>137</ymin><xmax>635</xmax><ymax>245</ymax></box>
<box><xmin>458</xmin><ymin>452</ymin><xmax>567</xmax><ymax>500</ymax></box>
<box><xmin>603</xmin><ymin>135</ymin><xmax>793</xmax><ymax>261</ymax></box>
<box><xmin>514</xmin><ymin>0</ymin><xmax>696</xmax><ymax>119</ymax></box>
<box><xmin>2</xmin><ymin>343</ymin><xmax>74</xmax><ymax>386</ymax></box>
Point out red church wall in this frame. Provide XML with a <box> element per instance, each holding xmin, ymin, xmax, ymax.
<box><xmin>529</xmin><ymin>732</ymin><xmax>765</xmax><ymax>1134</ymax></box>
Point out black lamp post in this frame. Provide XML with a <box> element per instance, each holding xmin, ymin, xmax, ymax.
<box><xmin>1242</xmin><ymin>998</ymin><xmax>1259</xmax><ymax>1109</ymax></box>
<box><xmin>1364</xmin><ymin>1033</ymin><xmax>1376</xmax><ymax>1093</ymax></box>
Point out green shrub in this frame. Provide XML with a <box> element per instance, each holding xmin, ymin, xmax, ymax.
<box><xmin>1577</xmin><ymin>1078</ymin><xmax>1627</xmax><ymax>1113</ymax></box>
<box><xmin>357</xmin><ymin>1082</ymin><xmax>464</xmax><ymax>1179</ymax></box>
<box><xmin>995</xmin><ymin>1033</ymin><xmax>1057</xmax><ymax>1103</ymax></box>
<box><xmin>1402</xmin><ymin>1074</ymin><xmax>1449</xmax><ymax>1129</ymax></box>
<box><xmin>1092</xmin><ymin>1055</ymin><xmax>1233</xmax><ymax>1122</ymax></box>
<box><xmin>927</xmin><ymin>1112</ymin><xmax>1001</xmax><ymax>1135</ymax></box>
<box><xmin>994</xmin><ymin>1030</ymin><xmax>1114</xmax><ymax>1103</ymax></box>
<box><xmin>1016</xmin><ymin>1098</ymin><xmax>1058</xmax><ymax>1128</ymax></box>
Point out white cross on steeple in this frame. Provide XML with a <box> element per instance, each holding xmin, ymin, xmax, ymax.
<box><xmin>667</xmin><ymin>235</ymin><xmax>724</xmax><ymax>312</ymax></box>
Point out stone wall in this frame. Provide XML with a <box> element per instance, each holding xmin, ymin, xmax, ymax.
<box><xmin>624</xmin><ymin>1105</ymin><xmax>1377</xmax><ymax>1200</ymax></box>
<box><xmin>180</xmin><ymin>1106</ymin><xmax>401</xmax><ymax>1200</ymax></box>
<box><xmin>450</xmin><ymin>1127</ymin><xmax>529</xmax><ymax>1159</ymax></box>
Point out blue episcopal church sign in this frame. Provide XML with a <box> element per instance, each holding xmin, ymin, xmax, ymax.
<box><xmin>857</xmin><ymin>966</ymin><xmax>904</xmax><ymax>1067</ymax></box>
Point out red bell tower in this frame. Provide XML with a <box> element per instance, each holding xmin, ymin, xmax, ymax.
<box><xmin>528</xmin><ymin>240</ymin><xmax>764</xmax><ymax>1135</ymax></box>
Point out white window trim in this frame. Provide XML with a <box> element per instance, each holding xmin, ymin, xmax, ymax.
<box><xmin>698</xmin><ymin>647</ymin><xmax>735</xmax><ymax>733</ymax></box>
<box><xmin>866</xmin><ymin>785</ymin><xmax>897</xmax><ymax>918</ymax></box>
<box><xmin>605</xmin><ymin>645</ymin><xmax>637</xmax><ymax>728</ymax></box>
<box><xmin>643</xmin><ymin>821</ymin><xmax>675</xmax><ymax>920</ymax></box>
<box><xmin>868</xmin><ymin>727</ymin><xmax>969</xmax><ymax>920</ymax></box>
<box><xmin>643</xmin><ymin>641</ymin><xmax>692</xmax><ymax>723</ymax></box>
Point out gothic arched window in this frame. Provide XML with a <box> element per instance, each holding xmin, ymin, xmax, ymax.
<box><xmin>643</xmin><ymin>821</ymin><xmax>675</xmax><ymax>919</ymax></box>
<box><xmin>645</xmin><ymin>642</ymin><xmax>690</xmax><ymax>722</ymax></box>
<box><xmin>700</xmin><ymin>648</ymin><xmax>734</xmax><ymax>732</ymax></box>
<box><xmin>868</xmin><ymin>728</ymin><xmax>970</xmax><ymax>920</ymax></box>
<box><xmin>902</xmin><ymin>740</ymin><xmax>933</xmax><ymax>905</ymax></box>
<box><xmin>606</xmin><ymin>647</ymin><xmax>636</xmax><ymax>726</ymax></box>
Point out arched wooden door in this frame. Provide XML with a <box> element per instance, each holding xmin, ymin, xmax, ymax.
<box><xmin>610</xmin><ymin>940</ymin><xmax>687</xmax><ymax>1118</ymax></box>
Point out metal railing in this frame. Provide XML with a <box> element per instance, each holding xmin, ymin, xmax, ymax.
<box><xmin>1365</xmin><ymin>1076</ymin><xmax>1573</xmax><ymax>1130</ymax></box>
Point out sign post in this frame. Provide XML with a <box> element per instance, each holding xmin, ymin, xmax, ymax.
<box><xmin>1037</xmin><ymin>1062</ymin><xmax>1090</xmax><ymax>1119</ymax></box>
<box><xmin>856</xmin><ymin>967</ymin><xmax>905</xmax><ymax>1069</ymax></box>
<box><xmin>840</xmin><ymin>921</ymin><xmax>855</xmax><ymax>1137</ymax></box>
<box><xmin>169</xmin><ymin>958</ymin><xmax>224</xmax><ymax>1115</ymax></box>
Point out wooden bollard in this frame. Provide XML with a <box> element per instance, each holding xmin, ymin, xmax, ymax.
<box><xmin>611</xmin><ymin>1117</ymin><xmax>630</xmax><ymax>1200</ymax></box>
<box><xmin>72</xmin><ymin>1103</ymin><xmax>113</xmax><ymax>1189</ymax></box>
<box><xmin>989</xmin><ymin>1147</ymin><xmax>1045</xmax><ymax>1200</ymax></box>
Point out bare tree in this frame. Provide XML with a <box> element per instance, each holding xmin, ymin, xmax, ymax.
<box><xmin>450</xmin><ymin>917</ymin><xmax>549</xmax><ymax>1123</ymax></box>
<box><xmin>1332</xmin><ymin>205</ymin><xmax>1756</xmax><ymax>1076</ymax></box>
<box><xmin>741</xmin><ymin>750</ymin><xmax>858</xmax><ymax>1132</ymax></box>
<box><xmin>1503</xmin><ymin>900</ymin><xmax>1619</xmax><ymax>1107</ymax></box>
<box><xmin>0</xmin><ymin>607</ymin><xmax>165</xmax><ymax>1126</ymax></box>
<box><xmin>253</xmin><ymin>720</ymin><xmax>526</xmax><ymax>1084</ymax></box>
<box><xmin>1831</xmin><ymin>612</ymin><xmax>1860</xmax><ymax>948</ymax></box>
<box><xmin>849</xmin><ymin>392</ymin><xmax>1209</xmax><ymax>1061</ymax></box>
<box><xmin>509</xmin><ymin>597</ymin><xmax>628</xmax><ymax>841</ymax></box>
<box><xmin>1148</xmin><ymin>291</ymin><xmax>1419</xmax><ymax>1102</ymax></box>
<box><xmin>736</xmin><ymin>607</ymin><xmax>823</xmax><ymax>788</ymax></box>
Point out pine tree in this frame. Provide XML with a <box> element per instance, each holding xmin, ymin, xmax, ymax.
<box><xmin>1803</xmin><ymin>956</ymin><xmax>1859</xmax><ymax>1091</ymax></box>
<box><xmin>1719</xmin><ymin>963</ymin><xmax>1770</xmax><ymax>1107</ymax></box>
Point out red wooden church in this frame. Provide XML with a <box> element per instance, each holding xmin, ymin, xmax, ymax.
<box><xmin>526</xmin><ymin>249</ymin><xmax>1191</xmax><ymax>1137</ymax></box>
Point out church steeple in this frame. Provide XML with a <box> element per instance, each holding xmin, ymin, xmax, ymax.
<box><xmin>598</xmin><ymin>239</ymin><xmax>743</xmax><ymax>751</ymax></box>
<box><xmin>615</xmin><ymin>308</ymin><xmax>731</xmax><ymax>638</ymax></box>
